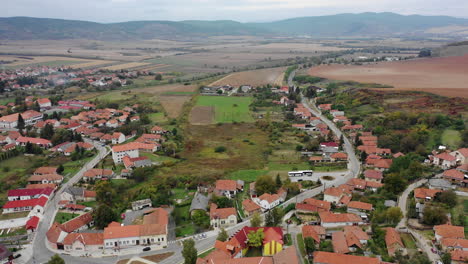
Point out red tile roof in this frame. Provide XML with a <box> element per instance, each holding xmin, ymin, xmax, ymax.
<box><xmin>3</xmin><ymin>196</ymin><xmax>48</xmax><ymax>209</ymax></box>
<box><xmin>332</xmin><ymin>231</ymin><xmax>350</xmax><ymax>254</ymax></box>
<box><xmin>61</xmin><ymin>213</ymin><xmax>93</xmax><ymax>233</ymax></box>
<box><xmin>435</xmin><ymin>152</ymin><xmax>456</xmax><ymax>161</ymax></box>
<box><xmin>364</xmin><ymin>170</ymin><xmax>383</xmax><ymax>180</ymax></box>
<box><xmin>112</xmin><ymin>142</ymin><xmax>156</xmax><ymax>152</ymax></box>
<box><xmin>63</xmin><ymin>233</ymin><xmax>104</xmax><ymax>246</ymax></box>
<box><xmin>384</xmin><ymin>227</ymin><xmax>404</xmax><ymax>255</ymax></box>
<box><xmin>319</xmin><ymin>212</ymin><xmax>362</xmax><ymax>223</ymax></box>
<box><xmin>258</xmin><ymin>193</ymin><xmax>280</xmax><ymax>204</ymax></box>
<box><xmin>313</xmin><ymin>251</ymin><xmax>381</xmax><ymax>264</ymax></box>
<box><xmin>215</xmin><ymin>180</ymin><xmax>238</xmax><ymax>191</ymax></box>
<box><xmin>26</xmin><ymin>216</ymin><xmax>40</xmax><ymax>230</ymax></box>
<box><xmin>440</xmin><ymin>238</ymin><xmax>468</xmax><ymax>248</ymax></box>
<box><xmin>16</xmin><ymin>136</ymin><xmax>51</xmax><ymax>146</ymax></box>
<box><xmin>414</xmin><ymin>188</ymin><xmax>442</xmax><ymax>200</ymax></box>
<box><xmin>242</xmin><ymin>199</ymin><xmax>261</xmax><ymax>213</ymax></box>
<box><xmin>8</xmin><ymin>188</ymin><xmax>53</xmax><ymax>198</ymax></box>
<box><xmin>434</xmin><ymin>224</ymin><xmax>465</xmax><ymax>239</ymax></box>
<box><xmin>443</xmin><ymin>169</ymin><xmax>466</xmax><ymax>181</ymax></box>
<box><xmin>33</xmin><ymin>167</ymin><xmax>57</xmax><ymax>175</ymax></box>
<box><xmin>210</xmin><ymin>204</ymin><xmax>237</xmax><ymax>220</ymax></box>
<box><xmin>348</xmin><ymin>201</ymin><xmax>373</xmax><ymax>211</ymax></box>
<box><xmin>331</xmin><ymin>152</ymin><xmax>348</xmax><ymax>160</ymax></box>
<box><xmin>302</xmin><ymin>225</ymin><xmax>326</xmax><ymax>243</ymax></box>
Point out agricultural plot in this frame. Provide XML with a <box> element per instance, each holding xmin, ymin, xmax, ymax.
<box><xmin>309</xmin><ymin>55</ymin><xmax>468</xmax><ymax>98</ymax></box>
<box><xmin>102</xmin><ymin>62</ymin><xmax>151</xmax><ymax>71</ymax></box>
<box><xmin>209</xmin><ymin>67</ymin><xmax>286</xmax><ymax>87</ymax></box>
<box><xmin>193</xmin><ymin>96</ymin><xmax>253</xmax><ymax>124</ymax></box>
<box><xmin>159</xmin><ymin>95</ymin><xmax>192</xmax><ymax>118</ymax></box>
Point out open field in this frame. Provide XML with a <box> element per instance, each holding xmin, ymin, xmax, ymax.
<box><xmin>190</xmin><ymin>106</ymin><xmax>214</xmax><ymax>125</ymax></box>
<box><xmin>0</xmin><ymin>55</ymin><xmax>113</xmax><ymax>69</ymax></box>
<box><xmin>159</xmin><ymin>95</ymin><xmax>192</xmax><ymax>118</ymax></box>
<box><xmin>194</xmin><ymin>96</ymin><xmax>253</xmax><ymax>123</ymax></box>
<box><xmin>309</xmin><ymin>55</ymin><xmax>468</xmax><ymax>98</ymax></box>
<box><xmin>102</xmin><ymin>62</ymin><xmax>151</xmax><ymax>71</ymax></box>
<box><xmin>210</xmin><ymin>67</ymin><xmax>286</xmax><ymax>87</ymax></box>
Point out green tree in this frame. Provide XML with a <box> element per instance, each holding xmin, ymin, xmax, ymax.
<box><xmin>385</xmin><ymin>207</ymin><xmax>403</xmax><ymax>225</ymax></box>
<box><xmin>57</xmin><ymin>164</ymin><xmax>64</xmax><ymax>174</ymax></box>
<box><xmin>191</xmin><ymin>210</ymin><xmax>210</xmax><ymax>229</ymax></box>
<box><xmin>423</xmin><ymin>206</ymin><xmax>448</xmax><ymax>225</ymax></box>
<box><xmin>212</xmin><ymin>195</ymin><xmax>233</xmax><ymax>208</ymax></box>
<box><xmin>441</xmin><ymin>252</ymin><xmax>451</xmax><ymax>264</ymax></box>
<box><xmin>265</xmin><ymin>207</ymin><xmax>284</xmax><ymax>227</ymax></box>
<box><xmin>217</xmin><ymin>228</ymin><xmax>228</xmax><ymax>242</ymax></box>
<box><xmin>250</xmin><ymin>212</ymin><xmax>262</xmax><ymax>227</ymax></box>
<box><xmin>95</xmin><ymin>181</ymin><xmax>116</xmax><ymax>205</ymax></box>
<box><xmin>155</xmin><ymin>74</ymin><xmax>163</xmax><ymax>81</ymax></box>
<box><xmin>182</xmin><ymin>239</ymin><xmax>197</xmax><ymax>264</ymax></box>
<box><xmin>319</xmin><ymin>240</ymin><xmax>333</xmax><ymax>252</ymax></box>
<box><xmin>383</xmin><ymin>173</ymin><xmax>408</xmax><ymax>195</ymax></box>
<box><xmin>47</xmin><ymin>254</ymin><xmax>65</xmax><ymax>264</ymax></box>
<box><xmin>304</xmin><ymin>237</ymin><xmax>316</xmax><ymax>254</ymax></box>
<box><xmin>275</xmin><ymin>174</ymin><xmax>282</xmax><ymax>188</ymax></box>
<box><xmin>435</xmin><ymin>190</ymin><xmax>458</xmax><ymax>208</ymax></box>
<box><xmin>40</xmin><ymin>123</ymin><xmax>55</xmax><ymax>139</ymax></box>
<box><xmin>93</xmin><ymin>204</ymin><xmax>117</xmax><ymax>229</ymax></box>
<box><xmin>17</xmin><ymin>114</ymin><xmax>25</xmax><ymax>130</ymax></box>
<box><xmin>247</xmin><ymin>228</ymin><xmax>265</xmax><ymax>248</ymax></box>
<box><xmin>255</xmin><ymin>175</ymin><xmax>277</xmax><ymax>196</ymax></box>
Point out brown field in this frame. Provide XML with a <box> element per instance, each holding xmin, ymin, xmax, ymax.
<box><xmin>210</xmin><ymin>67</ymin><xmax>286</xmax><ymax>87</ymax></box>
<box><xmin>159</xmin><ymin>95</ymin><xmax>192</xmax><ymax>118</ymax></box>
<box><xmin>310</xmin><ymin>55</ymin><xmax>468</xmax><ymax>98</ymax></box>
<box><xmin>0</xmin><ymin>55</ymin><xmax>112</xmax><ymax>68</ymax></box>
<box><xmin>103</xmin><ymin>62</ymin><xmax>151</xmax><ymax>71</ymax></box>
<box><xmin>189</xmin><ymin>106</ymin><xmax>214</xmax><ymax>125</ymax></box>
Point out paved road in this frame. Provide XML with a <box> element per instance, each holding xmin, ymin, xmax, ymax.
<box><xmin>396</xmin><ymin>178</ymin><xmax>440</xmax><ymax>263</ymax></box>
<box><xmin>24</xmin><ymin>140</ymin><xmax>111</xmax><ymax>264</ymax></box>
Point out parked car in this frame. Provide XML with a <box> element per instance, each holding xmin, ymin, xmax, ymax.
<box><xmin>143</xmin><ymin>247</ymin><xmax>151</xmax><ymax>252</ymax></box>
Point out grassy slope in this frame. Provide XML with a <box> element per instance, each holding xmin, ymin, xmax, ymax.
<box><xmin>196</xmin><ymin>96</ymin><xmax>254</xmax><ymax>123</ymax></box>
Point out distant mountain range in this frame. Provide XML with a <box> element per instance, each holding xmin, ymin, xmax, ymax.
<box><xmin>1</xmin><ymin>12</ymin><xmax>468</xmax><ymax>40</ymax></box>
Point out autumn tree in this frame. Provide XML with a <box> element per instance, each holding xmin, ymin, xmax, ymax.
<box><xmin>255</xmin><ymin>175</ymin><xmax>277</xmax><ymax>196</ymax></box>
<box><xmin>250</xmin><ymin>212</ymin><xmax>262</xmax><ymax>227</ymax></box>
<box><xmin>247</xmin><ymin>228</ymin><xmax>264</xmax><ymax>248</ymax></box>
<box><xmin>217</xmin><ymin>228</ymin><xmax>228</xmax><ymax>242</ymax></box>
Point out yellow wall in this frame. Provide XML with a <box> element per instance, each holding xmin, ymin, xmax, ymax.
<box><xmin>263</xmin><ymin>240</ymin><xmax>283</xmax><ymax>256</ymax></box>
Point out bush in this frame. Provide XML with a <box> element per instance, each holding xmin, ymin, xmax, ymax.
<box><xmin>214</xmin><ymin>146</ymin><xmax>227</xmax><ymax>153</ymax></box>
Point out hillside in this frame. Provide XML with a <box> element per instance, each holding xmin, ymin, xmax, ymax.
<box><xmin>1</xmin><ymin>12</ymin><xmax>468</xmax><ymax>40</ymax></box>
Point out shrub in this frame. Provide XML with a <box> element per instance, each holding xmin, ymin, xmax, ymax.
<box><xmin>214</xmin><ymin>146</ymin><xmax>227</xmax><ymax>153</ymax></box>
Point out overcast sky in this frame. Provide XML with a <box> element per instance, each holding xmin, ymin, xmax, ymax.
<box><xmin>2</xmin><ymin>0</ymin><xmax>468</xmax><ymax>23</ymax></box>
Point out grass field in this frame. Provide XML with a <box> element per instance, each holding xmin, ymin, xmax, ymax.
<box><xmin>400</xmin><ymin>233</ymin><xmax>417</xmax><ymax>249</ymax></box>
<box><xmin>195</xmin><ymin>96</ymin><xmax>253</xmax><ymax>123</ymax></box>
<box><xmin>228</xmin><ymin>169</ymin><xmax>268</xmax><ymax>182</ymax></box>
<box><xmin>442</xmin><ymin>129</ymin><xmax>462</xmax><ymax>149</ymax></box>
<box><xmin>54</xmin><ymin>212</ymin><xmax>78</xmax><ymax>224</ymax></box>
<box><xmin>148</xmin><ymin>112</ymin><xmax>168</xmax><ymax>123</ymax></box>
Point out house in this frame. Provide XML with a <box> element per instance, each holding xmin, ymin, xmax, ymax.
<box><xmin>37</xmin><ymin>98</ymin><xmax>52</xmax><ymax>109</ymax></box>
<box><xmin>0</xmin><ymin>110</ymin><xmax>43</xmax><ymax>128</ymax></box>
<box><xmin>433</xmin><ymin>152</ymin><xmax>457</xmax><ymax>169</ymax></box>
<box><xmin>111</xmin><ymin>132</ymin><xmax>126</xmax><ymax>145</ymax></box>
<box><xmin>111</xmin><ymin>142</ymin><xmax>157</xmax><ymax>164</ymax></box>
<box><xmin>47</xmin><ymin>213</ymin><xmax>94</xmax><ymax>249</ymax></box>
<box><xmin>296</xmin><ymin>198</ymin><xmax>331</xmax><ymax>214</ymax></box>
<box><xmin>319</xmin><ymin>212</ymin><xmax>363</xmax><ymax>228</ymax></box>
<box><xmin>190</xmin><ymin>192</ymin><xmax>210</xmax><ymax>216</ymax></box>
<box><xmin>2</xmin><ymin>196</ymin><xmax>48</xmax><ymax>214</ymax></box>
<box><xmin>332</xmin><ymin>231</ymin><xmax>350</xmax><ymax>254</ymax></box>
<box><xmin>302</xmin><ymin>225</ymin><xmax>326</xmax><ymax>244</ymax></box>
<box><xmin>346</xmin><ymin>179</ymin><xmax>383</xmax><ymax>192</ymax></box>
<box><xmin>63</xmin><ymin>233</ymin><xmax>104</xmax><ymax>253</ymax></box>
<box><xmin>16</xmin><ymin>136</ymin><xmax>52</xmax><ymax>148</ymax></box>
<box><xmin>254</xmin><ymin>193</ymin><xmax>281</xmax><ymax>211</ymax></box>
<box><xmin>330</xmin><ymin>152</ymin><xmax>348</xmax><ymax>162</ymax></box>
<box><xmin>26</xmin><ymin>216</ymin><xmax>40</xmax><ymax>233</ymax></box>
<box><xmin>318</xmin><ymin>104</ymin><xmax>332</xmax><ymax>111</ymax></box>
<box><xmin>443</xmin><ymin>169</ymin><xmax>467</xmax><ymax>187</ymax></box>
<box><xmin>82</xmin><ymin>169</ymin><xmax>114</xmax><ymax>181</ymax></box>
<box><xmin>428</xmin><ymin>178</ymin><xmax>453</xmax><ymax>190</ymax></box>
<box><xmin>323</xmin><ymin>185</ymin><xmax>352</xmax><ymax>205</ymax></box>
<box><xmin>434</xmin><ymin>224</ymin><xmax>465</xmax><ymax>242</ymax></box>
<box><xmin>103</xmin><ymin>208</ymin><xmax>168</xmax><ymax>249</ymax></box>
<box><xmin>8</xmin><ymin>188</ymin><xmax>54</xmax><ymax>201</ymax></box>
<box><xmin>451</xmin><ymin>250</ymin><xmax>468</xmax><ymax>263</ymax></box>
<box><xmin>384</xmin><ymin>227</ymin><xmax>404</xmax><ymax>256</ymax></box>
<box><xmin>60</xmin><ymin>187</ymin><xmax>96</xmax><ymax>202</ymax></box>
<box><xmin>122</xmin><ymin>156</ymin><xmax>152</xmax><ymax>170</ymax></box>
<box><xmin>413</xmin><ymin>188</ymin><xmax>442</xmax><ymax>202</ymax></box>
<box><xmin>131</xmin><ymin>199</ymin><xmax>152</xmax><ymax>211</ymax></box>
<box><xmin>210</xmin><ymin>204</ymin><xmax>237</xmax><ymax>229</ymax></box>
<box><xmin>151</xmin><ymin>126</ymin><xmax>166</xmax><ymax>134</ymax></box>
<box><xmin>364</xmin><ymin>170</ymin><xmax>383</xmax><ymax>182</ymax></box>
<box><xmin>214</xmin><ymin>180</ymin><xmax>243</xmax><ymax>199</ymax></box>
<box><xmin>374</xmin><ymin>159</ymin><xmax>393</xmax><ymax>171</ymax></box>
<box><xmin>313</xmin><ymin>251</ymin><xmax>383</xmax><ymax>264</ymax></box>
<box><xmin>331</xmin><ymin>226</ymin><xmax>369</xmax><ymax>254</ymax></box>
<box><xmin>242</xmin><ymin>199</ymin><xmax>261</xmax><ymax>217</ymax></box>
<box><xmin>28</xmin><ymin>174</ymin><xmax>63</xmax><ymax>184</ymax></box>
<box><xmin>347</xmin><ymin>201</ymin><xmax>373</xmax><ymax>220</ymax></box>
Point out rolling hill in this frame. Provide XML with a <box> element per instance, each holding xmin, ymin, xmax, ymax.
<box><xmin>1</xmin><ymin>12</ymin><xmax>468</xmax><ymax>40</ymax></box>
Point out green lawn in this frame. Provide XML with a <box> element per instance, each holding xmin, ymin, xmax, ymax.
<box><xmin>229</xmin><ymin>169</ymin><xmax>268</xmax><ymax>182</ymax></box>
<box><xmin>441</xmin><ymin>129</ymin><xmax>462</xmax><ymax>149</ymax></box>
<box><xmin>296</xmin><ymin>233</ymin><xmax>306</xmax><ymax>257</ymax></box>
<box><xmin>0</xmin><ymin>212</ymin><xmax>29</xmax><ymax>220</ymax></box>
<box><xmin>198</xmin><ymin>248</ymin><xmax>215</xmax><ymax>258</ymax></box>
<box><xmin>62</xmin><ymin>154</ymin><xmax>96</xmax><ymax>178</ymax></box>
<box><xmin>54</xmin><ymin>212</ymin><xmax>78</xmax><ymax>224</ymax></box>
<box><xmin>140</xmin><ymin>152</ymin><xmax>178</xmax><ymax>163</ymax></box>
<box><xmin>148</xmin><ymin>112</ymin><xmax>167</xmax><ymax>123</ymax></box>
<box><xmin>77</xmin><ymin>201</ymin><xmax>97</xmax><ymax>208</ymax></box>
<box><xmin>0</xmin><ymin>227</ymin><xmax>26</xmax><ymax>237</ymax></box>
<box><xmin>196</xmin><ymin>96</ymin><xmax>254</xmax><ymax>123</ymax></box>
<box><xmin>266</xmin><ymin>161</ymin><xmax>310</xmax><ymax>171</ymax></box>
<box><xmin>172</xmin><ymin>188</ymin><xmax>191</xmax><ymax>200</ymax></box>
<box><xmin>400</xmin><ymin>233</ymin><xmax>417</xmax><ymax>249</ymax></box>
<box><xmin>162</xmin><ymin>91</ymin><xmax>196</xmax><ymax>96</ymax></box>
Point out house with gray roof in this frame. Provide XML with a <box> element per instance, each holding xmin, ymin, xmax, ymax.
<box><xmin>189</xmin><ymin>192</ymin><xmax>210</xmax><ymax>216</ymax></box>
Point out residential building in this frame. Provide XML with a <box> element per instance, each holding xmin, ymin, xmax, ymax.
<box><xmin>60</xmin><ymin>187</ymin><xmax>96</xmax><ymax>202</ymax></box>
<box><xmin>242</xmin><ymin>199</ymin><xmax>261</xmax><ymax>217</ymax></box>
<box><xmin>254</xmin><ymin>193</ymin><xmax>281</xmax><ymax>211</ymax></box>
<box><xmin>434</xmin><ymin>224</ymin><xmax>465</xmax><ymax>242</ymax></box>
<box><xmin>313</xmin><ymin>251</ymin><xmax>383</xmax><ymax>264</ymax></box>
<box><xmin>122</xmin><ymin>156</ymin><xmax>152</xmax><ymax>170</ymax></box>
<box><xmin>214</xmin><ymin>180</ymin><xmax>243</xmax><ymax>199</ymax></box>
<box><xmin>111</xmin><ymin>142</ymin><xmax>157</xmax><ymax>164</ymax></box>
<box><xmin>364</xmin><ymin>170</ymin><xmax>383</xmax><ymax>183</ymax></box>
<box><xmin>414</xmin><ymin>188</ymin><xmax>442</xmax><ymax>202</ymax></box>
<box><xmin>451</xmin><ymin>148</ymin><xmax>468</xmax><ymax>164</ymax></box>
<box><xmin>16</xmin><ymin>136</ymin><xmax>52</xmax><ymax>148</ymax></box>
<box><xmin>433</xmin><ymin>152</ymin><xmax>457</xmax><ymax>169</ymax></box>
<box><xmin>0</xmin><ymin>110</ymin><xmax>43</xmax><ymax>128</ymax></box>
<box><xmin>319</xmin><ymin>212</ymin><xmax>363</xmax><ymax>228</ymax></box>
<box><xmin>210</xmin><ymin>204</ymin><xmax>237</xmax><ymax>229</ymax></box>
<box><xmin>27</xmin><ymin>174</ymin><xmax>63</xmax><ymax>184</ymax></box>
<box><xmin>63</xmin><ymin>233</ymin><xmax>104</xmax><ymax>252</ymax></box>
<box><xmin>111</xmin><ymin>132</ymin><xmax>125</xmax><ymax>144</ymax></box>
<box><xmin>324</xmin><ymin>185</ymin><xmax>352</xmax><ymax>205</ymax></box>
<box><xmin>443</xmin><ymin>169</ymin><xmax>467</xmax><ymax>187</ymax></box>
<box><xmin>2</xmin><ymin>196</ymin><xmax>48</xmax><ymax>214</ymax></box>
<box><xmin>347</xmin><ymin>201</ymin><xmax>373</xmax><ymax>220</ymax></box>
<box><xmin>131</xmin><ymin>199</ymin><xmax>152</xmax><ymax>211</ymax></box>
<box><xmin>82</xmin><ymin>169</ymin><xmax>114</xmax><ymax>181</ymax></box>
<box><xmin>384</xmin><ymin>227</ymin><xmax>404</xmax><ymax>256</ymax></box>
<box><xmin>302</xmin><ymin>225</ymin><xmax>326</xmax><ymax>244</ymax></box>
<box><xmin>8</xmin><ymin>188</ymin><xmax>54</xmax><ymax>201</ymax></box>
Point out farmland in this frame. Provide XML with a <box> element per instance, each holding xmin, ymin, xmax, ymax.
<box><xmin>209</xmin><ymin>67</ymin><xmax>286</xmax><ymax>87</ymax></box>
<box><xmin>0</xmin><ymin>55</ymin><xmax>113</xmax><ymax>69</ymax></box>
<box><xmin>309</xmin><ymin>55</ymin><xmax>468</xmax><ymax>98</ymax></box>
<box><xmin>193</xmin><ymin>96</ymin><xmax>254</xmax><ymax>124</ymax></box>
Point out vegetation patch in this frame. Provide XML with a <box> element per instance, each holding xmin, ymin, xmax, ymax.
<box><xmin>196</xmin><ymin>96</ymin><xmax>254</xmax><ymax>123</ymax></box>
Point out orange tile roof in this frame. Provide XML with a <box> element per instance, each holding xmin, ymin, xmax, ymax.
<box><xmin>28</xmin><ymin>174</ymin><xmax>63</xmax><ymax>182</ymax></box>
<box><xmin>364</xmin><ymin>170</ymin><xmax>383</xmax><ymax>180</ymax></box>
<box><xmin>331</xmin><ymin>152</ymin><xmax>348</xmax><ymax>159</ymax></box>
<box><xmin>63</xmin><ymin>232</ymin><xmax>104</xmax><ymax>246</ymax></box>
<box><xmin>143</xmin><ymin>207</ymin><xmax>168</xmax><ymax>226</ymax></box>
<box><xmin>435</xmin><ymin>152</ymin><xmax>456</xmax><ymax>161</ymax></box>
<box><xmin>414</xmin><ymin>188</ymin><xmax>442</xmax><ymax>200</ymax></box>
<box><xmin>104</xmin><ymin>225</ymin><xmax>140</xmax><ymax>239</ymax></box>
<box><xmin>440</xmin><ymin>238</ymin><xmax>468</xmax><ymax>248</ymax></box>
<box><xmin>210</xmin><ymin>204</ymin><xmax>237</xmax><ymax>220</ymax></box>
<box><xmin>332</xmin><ymin>231</ymin><xmax>350</xmax><ymax>254</ymax></box>
<box><xmin>451</xmin><ymin>250</ymin><xmax>468</xmax><ymax>262</ymax></box>
<box><xmin>83</xmin><ymin>169</ymin><xmax>113</xmax><ymax>178</ymax></box>
<box><xmin>61</xmin><ymin>213</ymin><xmax>93</xmax><ymax>233</ymax></box>
<box><xmin>112</xmin><ymin>142</ymin><xmax>156</xmax><ymax>152</ymax></box>
<box><xmin>302</xmin><ymin>225</ymin><xmax>325</xmax><ymax>243</ymax></box>
<box><xmin>303</xmin><ymin>198</ymin><xmax>331</xmax><ymax>211</ymax></box>
<box><xmin>457</xmin><ymin>148</ymin><xmax>468</xmax><ymax>157</ymax></box>
<box><xmin>34</xmin><ymin>167</ymin><xmax>57</xmax><ymax>175</ymax></box>
<box><xmin>344</xmin><ymin>226</ymin><xmax>369</xmax><ymax>242</ymax></box>
<box><xmin>26</xmin><ymin>183</ymin><xmax>56</xmax><ymax>189</ymax></box>
<box><xmin>443</xmin><ymin>169</ymin><xmax>466</xmax><ymax>181</ymax></box>
<box><xmin>263</xmin><ymin>227</ymin><xmax>283</xmax><ymax>245</ymax></box>
<box><xmin>258</xmin><ymin>193</ymin><xmax>280</xmax><ymax>204</ymax></box>
<box><xmin>374</xmin><ymin>159</ymin><xmax>393</xmax><ymax>169</ymax></box>
<box><xmin>272</xmin><ymin>246</ymin><xmax>299</xmax><ymax>264</ymax></box>
<box><xmin>384</xmin><ymin>227</ymin><xmax>404</xmax><ymax>255</ymax></box>
<box><xmin>215</xmin><ymin>180</ymin><xmax>238</xmax><ymax>191</ymax></box>
<box><xmin>313</xmin><ymin>251</ymin><xmax>380</xmax><ymax>264</ymax></box>
<box><xmin>319</xmin><ymin>212</ymin><xmax>362</xmax><ymax>223</ymax></box>
<box><xmin>434</xmin><ymin>224</ymin><xmax>465</xmax><ymax>239</ymax></box>
<box><xmin>348</xmin><ymin>201</ymin><xmax>373</xmax><ymax>211</ymax></box>
<box><xmin>339</xmin><ymin>195</ymin><xmax>351</xmax><ymax>205</ymax></box>
<box><xmin>242</xmin><ymin>199</ymin><xmax>261</xmax><ymax>213</ymax></box>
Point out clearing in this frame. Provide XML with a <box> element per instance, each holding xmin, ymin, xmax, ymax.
<box><xmin>159</xmin><ymin>95</ymin><xmax>192</xmax><ymax>118</ymax></box>
<box><xmin>189</xmin><ymin>106</ymin><xmax>214</xmax><ymax>125</ymax></box>
<box><xmin>441</xmin><ymin>129</ymin><xmax>462</xmax><ymax>149</ymax></box>
<box><xmin>194</xmin><ymin>96</ymin><xmax>253</xmax><ymax>123</ymax></box>
<box><xmin>309</xmin><ymin>55</ymin><xmax>468</xmax><ymax>98</ymax></box>
<box><xmin>209</xmin><ymin>67</ymin><xmax>286</xmax><ymax>87</ymax></box>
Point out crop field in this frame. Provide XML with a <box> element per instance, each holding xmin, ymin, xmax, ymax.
<box><xmin>0</xmin><ymin>55</ymin><xmax>114</xmax><ymax>69</ymax></box>
<box><xmin>309</xmin><ymin>55</ymin><xmax>468</xmax><ymax>98</ymax></box>
<box><xmin>159</xmin><ymin>95</ymin><xmax>192</xmax><ymax>118</ymax></box>
<box><xmin>193</xmin><ymin>96</ymin><xmax>253</xmax><ymax>124</ymax></box>
<box><xmin>102</xmin><ymin>62</ymin><xmax>151</xmax><ymax>71</ymax></box>
<box><xmin>210</xmin><ymin>67</ymin><xmax>286</xmax><ymax>87</ymax></box>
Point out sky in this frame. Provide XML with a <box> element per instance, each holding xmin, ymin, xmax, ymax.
<box><xmin>2</xmin><ymin>0</ymin><xmax>468</xmax><ymax>23</ymax></box>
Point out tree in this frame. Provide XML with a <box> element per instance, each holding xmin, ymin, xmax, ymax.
<box><xmin>255</xmin><ymin>175</ymin><xmax>277</xmax><ymax>196</ymax></box>
<box><xmin>247</xmin><ymin>228</ymin><xmax>265</xmax><ymax>248</ymax></box>
<box><xmin>441</xmin><ymin>252</ymin><xmax>451</xmax><ymax>264</ymax></box>
<box><xmin>265</xmin><ymin>207</ymin><xmax>284</xmax><ymax>227</ymax></box>
<box><xmin>217</xmin><ymin>228</ymin><xmax>228</xmax><ymax>242</ymax></box>
<box><xmin>304</xmin><ymin>237</ymin><xmax>316</xmax><ymax>254</ymax></box>
<box><xmin>275</xmin><ymin>174</ymin><xmax>282</xmax><ymax>188</ymax></box>
<box><xmin>385</xmin><ymin>207</ymin><xmax>403</xmax><ymax>225</ymax></box>
<box><xmin>17</xmin><ymin>114</ymin><xmax>25</xmax><ymax>130</ymax></box>
<box><xmin>435</xmin><ymin>190</ymin><xmax>458</xmax><ymax>208</ymax></box>
<box><xmin>154</xmin><ymin>74</ymin><xmax>163</xmax><ymax>81</ymax></box>
<box><xmin>383</xmin><ymin>173</ymin><xmax>407</xmax><ymax>195</ymax></box>
<box><xmin>93</xmin><ymin>204</ymin><xmax>117</xmax><ymax>229</ymax></box>
<box><xmin>423</xmin><ymin>206</ymin><xmax>448</xmax><ymax>225</ymax></box>
<box><xmin>250</xmin><ymin>212</ymin><xmax>262</xmax><ymax>227</ymax></box>
<box><xmin>47</xmin><ymin>254</ymin><xmax>65</xmax><ymax>264</ymax></box>
<box><xmin>212</xmin><ymin>195</ymin><xmax>233</xmax><ymax>208</ymax></box>
<box><xmin>95</xmin><ymin>181</ymin><xmax>116</xmax><ymax>205</ymax></box>
<box><xmin>57</xmin><ymin>164</ymin><xmax>64</xmax><ymax>174</ymax></box>
<box><xmin>40</xmin><ymin>123</ymin><xmax>55</xmax><ymax>139</ymax></box>
<box><xmin>319</xmin><ymin>240</ymin><xmax>333</xmax><ymax>252</ymax></box>
<box><xmin>182</xmin><ymin>239</ymin><xmax>197</xmax><ymax>264</ymax></box>
<box><xmin>191</xmin><ymin>210</ymin><xmax>210</xmax><ymax>229</ymax></box>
